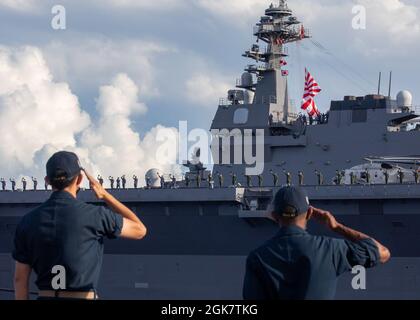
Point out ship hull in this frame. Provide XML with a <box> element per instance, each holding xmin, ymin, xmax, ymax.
<box><xmin>1</xmin><ymin>207</ymin><xmax>420</xmax><ymax>300</ymax></box>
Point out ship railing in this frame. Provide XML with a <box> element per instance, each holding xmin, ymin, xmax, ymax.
<box><xmin>219</xmin><ymin>96</ymin><xmax>279</xmax><ymax>107</ymax></box>
<box><xmin>264</xmin><ymin>46</ymin><xmax>288</xmax><ymax>56</ymax></box>
<box><xmin>254</xmin><ymin>25</ymin><xmax>274</xmax><ymax>34</ymax></box>
<box><xmin>412</xmin><ymin>106</ymin><xmax>420</xmax><ymax>114</ymax></box>
<box><xmin>236</xmin><ymin>78</ymin><xmax>256</xmax><ymax>88</ymax></box>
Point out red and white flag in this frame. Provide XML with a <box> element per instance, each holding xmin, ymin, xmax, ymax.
<box><xmin>301</xmin><ymin>68</ymin><xmax>321</xmax><ymax>117</ymax></box>
<box><xmin>300</xmin><ymin>25</ymin><xmax>306</xmax><ymax>40</ymax></box>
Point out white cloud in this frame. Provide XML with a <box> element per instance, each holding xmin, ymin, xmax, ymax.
<box><xmin>80</xmin><ymin>73</ymin><xmax>181</xmax><ymax>185</ymax></box>
<box><xmin>43</xmin><ymin>39</ymin><xmax>170</xmax><ymax>99</ymax></box>
<box><xmin>0</xmin><ymin>46</ymin><xmax>181</xmax><ymax>187</ymax></box>
<box><xmin>0</xmin><ymin>46</ymin><xmax>90</xmax><ymax>173</ymax></box>
<box><xmin>0</xmin><ymin>0</ymin><xmax>37</xmax><ymax>11</ymax></box>
<box><xmin>185</xmin><ymin>74</ymin><xmax>232</xmax><ymax>107</ymax></box>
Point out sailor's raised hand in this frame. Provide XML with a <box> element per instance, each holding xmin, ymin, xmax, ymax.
<box><xmin>310</xmin><ymin>207</ymin><xmax>338</xmax><ymax>230</ymax></box>
<box><xmin>83</xmin><ymin>170</ymin><xmax>108</xmax><ymax>200</ymax></box>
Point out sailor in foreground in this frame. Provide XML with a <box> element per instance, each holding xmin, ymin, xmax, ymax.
<box><xmin>12</xmin><ymin>151</ymin><xmax>147</xmax><ymax>300</ymax></box>
<box><xmin>243</xmin><ymin>186</ymin><xmax>390</xmax><ymax>300</ymax></box>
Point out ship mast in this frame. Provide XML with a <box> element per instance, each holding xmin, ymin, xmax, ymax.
<box><xmin>241</xmin><ymin>0</ymin><xmax>310</xmax><ymax>122</ymax></box>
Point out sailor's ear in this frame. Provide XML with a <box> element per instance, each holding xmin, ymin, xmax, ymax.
<box><xmin>76</xmin><ymin>173</ymin><xmax>83</xmax><ymax>185</ymax></box>
<box><xmin>44</xmin><ymin>176</ymin><xmax>50</xmax><ymax>186</ymax></box>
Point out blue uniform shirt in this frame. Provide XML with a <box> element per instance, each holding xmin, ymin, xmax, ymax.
<box><xmin>12</xmin><ymin>191</ymin><xmax>123</xmax><ymax>292</ymax></box>
<box><xmin>243</xmin><ymin>225</ymin><xmax>380</xmax><ymax>300</ymax></box>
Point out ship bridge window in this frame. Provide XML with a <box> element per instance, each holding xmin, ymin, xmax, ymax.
<box><xmin>233</xmin><ymin>108</ymin><xmax>249</xmax><ymax>124</ymax></box>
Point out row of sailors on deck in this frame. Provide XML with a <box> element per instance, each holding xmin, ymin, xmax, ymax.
<box><xmin>269</xmin><ymin>112</ymin><xmax>330</xmax><ymax>126</ymax></box>
<box><xmin>2</xmin><ymin>168</ymin><xmax>419</xmax><ymax>192</ymax></box>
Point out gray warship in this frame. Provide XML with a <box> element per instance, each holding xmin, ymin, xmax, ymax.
<box><xmin>1</xmin><ymin>0</ymin><xmax>420</xmax><ymax>300</ymax></box>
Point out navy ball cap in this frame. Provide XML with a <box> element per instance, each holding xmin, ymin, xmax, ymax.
<box><xmin>46</xmin><ymin>151</ymin><xmax>82</xmax><ymax>181</ymax></box>
<box><xmin>273</xmin><ymin>186</ymin><xmax>310</xmax><ymax>218</ymax></box>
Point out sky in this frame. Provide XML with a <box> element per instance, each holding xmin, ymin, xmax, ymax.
<box><xmin>0</xmin><ymin>0</ymin><xmax>419</xmax><ymax>187</ymax></box>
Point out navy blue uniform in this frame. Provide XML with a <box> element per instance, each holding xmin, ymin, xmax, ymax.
<box><xmin>243</xmin><ymin>225</ymin><xmax>380</xmax><ymax>300</ymax></box>
<box><xmin>12</xmin><ymin>191</ymin><xmax>123</xmax><ymax>292</ymax></box>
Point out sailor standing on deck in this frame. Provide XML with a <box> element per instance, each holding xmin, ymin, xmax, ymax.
<box><xmin>315</xmin><ymin>170</ymin><xmax>323</xmax><ymax>186</ymax></box>
<box><xmin>97</xmin><ymin>175</ymin><xmax>104</xmax><ymax>187</ymax></box>
<box><xmin>184</xmin><ymin>174</ymin><xmax>190</xmax><ymax>188</ymax></box>
<box><xmin>398</xmin><ymin>169</ymin><xmax>404</xmax><ymax>185</ymax></box>
<box><xmin>383</xmin><ymin>170</ymin><xmax>389</xmax><ymax>185</ymax></box>
<box><xmin>217</xmin><ymin>172</ymin><xmax>224</xmax><ymax>188</ymax></box>
<box><xmin>283</xmin><ymin>171</ymin><xmax>291</xmax><ymax>186</ymax></box>
<box><xmin>298</xmin><ymin>171</ymin><xmax>304</xmax><ymax>186</ymax></box>
<box><xmin>270</xmin><ymin>170</ymin><xmax>279</xmax><ymax>187</ymax></box>
<box><xmin>157</xmin><ymin>173</ymin><xmax>165</xmax><ymax>189</ymax></box>
<box><xmin>243</xmin><ymin>186</ymin><xmax>391</xmax><ymax>300</ymax></box>
<box><xmin>32</xmin><ymin>177</ymin><xmax>38</xmax><ymax>191</ymax></box>
<box><xmin>257</xmin><ymin>174</ymin><xmax>263</xmax><ymax>188</ymax></box>
<box><xmin>22</xmin><ymin>177</ymin><xmax>27</xmax><ymax>191</ymax></box>
<box><xmin>1</xmin><ymin>178</ymin><xmax>6</xmax><ymax>191</ymax></box>
<box><xmin>109</xmin><ymin>176</ymin><xmax>115</xmax><ymax>189</ymax></box>
<box><xmin>365</xmin><ymin>169</ymin><xmax>371</xmax><ymax>184</ymax></box>
<box><xmin>207</xmin><ymin>173</ymin><xmax>214</xmax><ymax>189</ymax></box>
<box><xmin>133</xmin><ymin>175</ymin><xmax>138</xmax><ymax>189</ymax></box>
<box><xmin>10</xmin><ymin>178</ymin><xmax>16</xmax><ymax>191</ymax></box>
<box><xmin>121</xmin><ymin>175</ymin><xmax>127</xmax><ymax>189</ymax></box>
<box><xmin>12</xmin><ymin>151</ymin><xmax>147</xmax><ymax>300</ymax></box>
<box><xmin>414</xmin><ymin>170</ymin><xmax>419</xmax><ymax>184</ymax></box>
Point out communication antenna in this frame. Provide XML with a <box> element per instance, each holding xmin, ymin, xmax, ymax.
<box><xmin>388</xmin><ymin>71</ymin><xmax>393</xmax><ymax>98</ymax></box>
<box><xmin>377</xmin><ymin>72</ymin><xmax>382</xmax><ymax>95</ymax></box>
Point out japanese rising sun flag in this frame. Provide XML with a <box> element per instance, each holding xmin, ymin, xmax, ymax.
<box><xmin>301</xmin><ymin>68</ymin><xmax>321</xmax><ymax>117</ymax></box>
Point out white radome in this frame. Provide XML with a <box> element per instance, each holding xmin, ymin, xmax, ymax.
<box><xmin>397</xmin><ymin>90</ymin><xmax>413</xmax><ymax>108</ymax></box>
<box><xmin>145</xmin><ymin>168</ymin><xmax>161</xmax><ymax>188</ymax></box>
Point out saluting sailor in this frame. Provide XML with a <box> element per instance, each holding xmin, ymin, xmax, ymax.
<box><xmin>157</xmin><ymin>173</ymin><xmax>165</xmax><ymax>189</ymax></box>
<box><xmin>97</xmin><ymin>175</ymin><xmax>104</xmax><ymax>187</ymax></box>
<box><xmin>208</xmin><ymin>173</ymin><xmax>214</xmax><ymax>189</ymax></box>
<box><xmin>315</xmin><ymin>170</ymin><xmax>323</xmax><ymax>186</ymax></box>
<box><xmin>284</xmin><ymin>171</ymin><xmax>291</xmax><ymax>186</ymax></box>
<box><xmin>298</xmin><ymin>171</ymin><xmax>304</xmax><ymax>186</ymax></box>
<box><xmin>413</xmin><ymin>170</ymin><xmax>419</xmax><ymax>184</ymax></box>
<box><xmin>383</xmin><ymin>170</ymin><xmax>389</xmax><ymax>185</ymax></box>
<box><xmin>10</xmin><ymin>178</ymin><xmax>16</xmax><ymax>192</ymax></box>
<box><xmin>217</xmin><ymin>172</ymin><xmax>224</xmax><ymax>188</ymax></box>
<box><xmin>397</xmin><ymin>169</ymin><xmax>404</xmax><ymax>185</ymax></box>
<box><xmin>32</xmin><ymin>177</ymin><xmax>38</xmax><ymax>191</ymax></box>
<box><xmin>109</xmin><ymin>176</ymin><xmax>115</xmax><ymax>189</ymax></box>
<box><xmin>270</xmin><ymin>170</ymin><xmax>279</xmax><ymax>187</ymax></box>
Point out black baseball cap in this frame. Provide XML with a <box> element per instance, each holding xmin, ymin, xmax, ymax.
<box><xmin>273</xmin><ymin>186</ymin><xmax>310</xmax><ymax>218</ymax></box>
<box><xmin>46</xmin><ymin>151</ymin><xmax>82</xmax><ymax>181</ymax></box>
